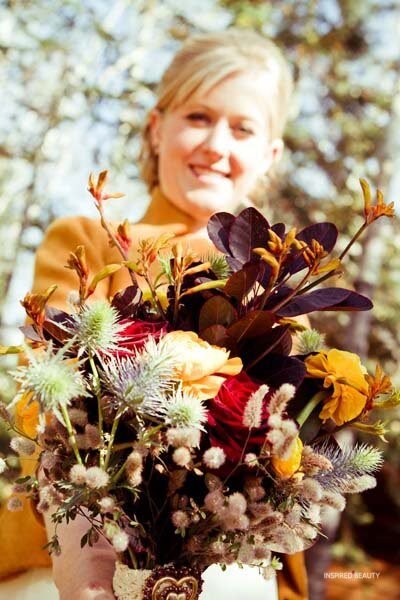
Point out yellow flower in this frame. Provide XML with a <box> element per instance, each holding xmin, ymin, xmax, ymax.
<box><xmin>271</xmin><ymin>437</ymin><xmax>303</xmax><ymax>479</ymax></box>
<box><xmin>15</xmin><ymin>391</ymin><xmax>39</xmax><ymax>438</ymax></box>
<box><xmin>305</xmin><ymin>349</ymin><xmax>369</xmax><ymax>426</ymax></box>
<box><xmin>163</xmin><ymin>330</ymin><xmax>242</xmax><ymax>400</ymax></box>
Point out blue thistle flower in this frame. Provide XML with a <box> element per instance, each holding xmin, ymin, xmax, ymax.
<box><xmin>100</xmin><ymin>337</ymin><xmax>176</xmax><ymax>418</ymax></box>
<box><xmin>312</xmin><ymin>442</ymin><xmax>383</xmax><ymax>492</ymax></box>
<box><xmin>11</xmin><ymin>342</ymin><xmax>87</xmax><ymax>421</ymax></box>
<box><xmin>70</xmin><ymin>301</ymin><xmax>126</xmax><ymax>356</ymax></box>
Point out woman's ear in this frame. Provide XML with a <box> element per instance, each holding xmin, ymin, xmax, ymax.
<box><xmin>261</xmin><ymin>138</ymin><xmax>284</xmax><ymax>174</ymax></box>
<box><xmin>149</xmin><ymin>109</ymin><xmax>163</xmax><ymax>154</ymax></box>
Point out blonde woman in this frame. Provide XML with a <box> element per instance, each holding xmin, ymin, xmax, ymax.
<box><xmin>0</xmin><ymin>29</ymin><xmax>308</xmax><ymax>599</ymax></box>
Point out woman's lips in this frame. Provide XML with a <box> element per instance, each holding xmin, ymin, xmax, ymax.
<box><xmin>189</xmin><ymin>165</ymin><xmax>230</xmax><ymax>184</ymax></box>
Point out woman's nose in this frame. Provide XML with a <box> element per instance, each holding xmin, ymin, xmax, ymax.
<box><xmin>202</xmin><ymin>120</ymin><xmax>231</xmax><ymax>160</ymax></box>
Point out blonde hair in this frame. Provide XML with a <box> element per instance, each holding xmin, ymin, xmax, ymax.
<box><xmin>139</xmin><ymin>28</ymin><xmax>293</xmax><ymax>192</ymax></box>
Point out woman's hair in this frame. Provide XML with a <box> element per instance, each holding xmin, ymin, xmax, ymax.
<box><xmin>139</xmin><ymin>28</ymin><xmax>293</xmax><ymax>192</ymax></box>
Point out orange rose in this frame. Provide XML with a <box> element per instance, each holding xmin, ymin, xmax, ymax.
<box><xmin>163</xmin><ymin>330</ymin><xmax>242</xmax><ymax>400</ymax></box>
<box><xmin>305</xmin><ymin>349</ymin><xmax>368</xmax><ymax>426</ymax></box>
<box><xmin>271</xmin><ymin>437</ymin><xmax>303</xmax><ymax>479</ymax></box>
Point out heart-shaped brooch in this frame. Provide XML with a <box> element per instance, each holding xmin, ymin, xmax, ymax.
<box><xmin>143</xmin><ymin>564</ymin><xmax>202</xmax><ymax>600</ymax></box>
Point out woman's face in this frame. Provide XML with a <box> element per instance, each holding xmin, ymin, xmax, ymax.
<box><xmin>150</xmin><ymin>71</ymin><xmax>283</xmax><ymax>227</ymax></box>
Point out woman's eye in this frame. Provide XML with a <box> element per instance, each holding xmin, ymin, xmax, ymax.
<box><xmin>235</xmin><ymin>125</ymin><xmax>254</xmax><ymax>136</ymax></box>
<box><xmin>186</xmin><ymin>112</ymin><xmax>209</xmax><ymax>123</ymax></box>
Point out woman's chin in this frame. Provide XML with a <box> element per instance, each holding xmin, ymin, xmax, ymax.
<box><xmin>185</xmin><ymin>188</ymin><xmax>238</xmax><ymax>219</ymax></box>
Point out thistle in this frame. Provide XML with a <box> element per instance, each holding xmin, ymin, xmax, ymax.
<box><xmin>11</xmin><ymin>342</ymin><xmax>86</xmax><ymax>422</ymax></box>
<box><xmin>312</xmin><ymin>442</ymin><xmax>383</xmax><ymax>491</ymax></box>
<box><xmin>71</xmin><ymin>301</ymin><xmax>124</xmax><ymax>356</ymax></box>
<box><xmin>296</xmin><ymin>329</ymin><xmax>326</xmax><ymax>355</ymax></box>
<box><xmin>203</xmin><ymin>252</ymin><xmax>231</xmax><ymax>280</ymax></box>
<box><xmin>165</xmin><ymin>385</ymin><xmax>208</xmax><ymax>430</ymax></box>
<box><xmin>100</xmin><ymin>336</ymin><xmax>176</xmax><ymax>418</ymax></box>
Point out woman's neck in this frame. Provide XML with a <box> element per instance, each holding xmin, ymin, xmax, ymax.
<box><xmin>140</xmin><ymin>186</ymin><xmax>209</xmax><ymax>236</ymax></box>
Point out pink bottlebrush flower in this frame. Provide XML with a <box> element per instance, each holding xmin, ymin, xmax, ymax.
<box><xmin>171</xmin><ymin>510</ymin><xmax>190</xmax><ymax>529</ymax></box>
<box><xmin>111</xmin><ymin>530</ymin><xmax>129</xmax><ymax>553</ymax></box>
<box><xmin>268</xmin><ymin>383</ymin><xmax>296</xmax><ymax>416</ymax></box>
<box><xmin>68</xmin><ymin>408</ymin><xmax>88</xmax><ymax>428</ymax></box>
<box><xmin>228</xmin><ymin>492</ymin><xmax>247</xmax><ymax>516</ymax></box>
<box><xmin>69</xmin><ymin>464</ymin><xmax>87</xmax><ymax>485</ymax></box>
<box><xmin>172</xmin><ymin>447</ymin><xmax>191</xmax><ymax>467</ymax></box>
<box><xmin>242</xmin><ymin>385</ymin><xmax>269</xmax><ymax>428</ymax></box>
<box><xmin>298</xmin><ymin>478</ymin><xmax>323</xmax><ymax>502</ymax></box>
<box><xmin>167</xmin><ymin>427</ymin><xmax>201</xmax><ymax>449</ymax></box>
<box><xmin>127</xmin><ymin>469</ymin><xmax>142</xmax><ymax>487</ymax></box>
<box><xmin>247</xmin><ymin>485</ymin><xmax>265</xmax><ymax>502</ymax></box>
<box><xmin>244</xmin><ymin>453</ymin><xmax>258</xmax><ymax>468</ymax></box>
<box><xmin>10</xmin><ymin>436</ymin><xmax>36</xmax><ymax>456</ymax></box>
<box><xmin>203</xmin><ymin>447</ymin><xmax>226</xmax><ymax>469</ymax></box>
<box><xmin>221</xmin><ymin>513</ymin><xmax>249</xmax><ymax>532</ymax></box>
<box><xmin>85</xmin><ymin>466</ymin><xmax>109</xmax><ymax>489</ymax></box>
<box><xmin>7</xmin><ymin>496</ymin><xmax>23</xmax><ymax>512</ymax></box>
<box><xmin>320</xmin><ymin>491</ymin><xmax>346</xmax><ymax>511</ymax></box>
<box><xmin>284</xmin><ymin>503</ymin><xmax>302</xmax><ymax>527</ymax></box>
<box><xmin>204</xmin><ymin>490</ymin><xmax>225</xmax><ymax>513</ymax></box>
<box><xmin>98</xmin><ymin>496</ymin><xmax>116</xmax><ymax>514</ymax></box>
<box><xmin>126</xmin><ymin>451</ymin><xmax>143</xmax><ymax>471</ymax></box>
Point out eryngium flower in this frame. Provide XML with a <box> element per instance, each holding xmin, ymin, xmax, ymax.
<box><xmin>313</xmin><ymin>442</ymin><xmax>383</xmax><ymax>491</ymax></box>
<box><xmin>71</xmin><ymin>301</ymin><xmax>124</xmax><ymax>356</ymax></box>
<box><xmin>11</xmin><ymin>343</ymin><xmax>86</xmax><ymax>418</ymax></box>
<box><xmin>100</xmin><ymin>336</ymin><xmax>175</xmax><ymax>418</ymax></box>
<box><xmin>165</xmin><ymin>385</ymin><xmax>208</xmax><ymax>430</ymax></box>
<box><xmin>296</xmin><ymin>329</ymin><xmax>326</xmax><ymax>355</ymax></box>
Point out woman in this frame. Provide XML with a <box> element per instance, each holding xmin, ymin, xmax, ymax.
<box><xmin>0</xmin><ymin>29</ymin><xmax>308</xmax><ymax>599</ymax></box>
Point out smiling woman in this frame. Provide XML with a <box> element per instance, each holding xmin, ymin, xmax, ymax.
<box><xmin>149</xmin><ymin>71</ymin><xmax>284</xmax><ymax>225</ymax></box>
<box><xmin>0</xmin><ymin>28</ymin><xmax>307</xmax><ymax>600</ymax></box>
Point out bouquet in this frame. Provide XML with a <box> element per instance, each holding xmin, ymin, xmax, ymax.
<box><xmin>0</xmin><ymin>172</ymin><xmax>397</xmax><ymax>600</ymax></box>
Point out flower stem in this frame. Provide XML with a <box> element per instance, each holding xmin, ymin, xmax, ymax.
<box><xmin>296</xmin><ymin>221</ymin><xmax>369</xmax><ymax>297</ymax></box>
<box><xmin>89</xmin><ymin>353</ymin><xmax>104</xmax><ymax>467</ymax></box>
<box><xmin>103</xmin><ymin>409</ymin><xmax>124</xmax><ymax>471</ymax></box>
<box><xmin>60</xmin><ymin>404</ymin><xmax>83</xmax><ymax>465</ymax></box>
<box><xmin>297</xmin><ymin>391</ymin><xmax>326</xmax><ymax>428</ymax></box>
<box><xmin>96</xmin><ymin>203</ymin><xmax>138</xmax><ymax>288</ymax></box>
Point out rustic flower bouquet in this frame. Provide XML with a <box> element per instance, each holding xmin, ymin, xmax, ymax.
<box><xmin>0</xmin><ymin>173</ymin><xmax>397</xmax><ymax>600</ymax></box>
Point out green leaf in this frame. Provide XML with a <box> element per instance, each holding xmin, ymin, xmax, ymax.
<box><xmin>0</xmin><ymin>345</ymin><xmax>24</xmax><ymax>355</ymax></box>
<box><xmin>180</xmin><ymin>280</ymin><xmax>226</xmax><ymax>297</ymax></box>
<box><xmin>88</xmin><ymin>264</ymin><xmax>122</xmax><ymax>295</ymax></box>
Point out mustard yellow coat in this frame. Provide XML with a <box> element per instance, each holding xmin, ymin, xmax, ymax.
<box><xmin>0</xmin><ymin>189</ymin><xmax>308</xmax><ymax>599</ymax></box>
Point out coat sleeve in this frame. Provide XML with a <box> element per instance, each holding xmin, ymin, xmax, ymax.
<box><xmin>0</xmin><ymin>215</ymin><xmax>113</xmax><ymax>580</ymax></box>
<box><xmin>31</xmin><ymin>215</ymin><xmax>113</xmax><ymax>310</ymax></box>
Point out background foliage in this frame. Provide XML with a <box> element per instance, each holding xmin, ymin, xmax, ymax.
<box><xmin>1</xmin><ymin>0</ymin><xmax>399</xmax><ymax>593</ymax></box>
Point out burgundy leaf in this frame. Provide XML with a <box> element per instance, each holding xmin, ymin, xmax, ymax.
<box><xmin>111</xmin><ymin>285</ymin><xmax>142</xmax><ymax>318</ymax></box>
<box><xmin>225</xmin><ymin>263</ymin><xmax>260</xmax><ymax>303</ymax></box>
<box><xmin>198</xmin><ymin>296</ymin><xmax>236</xmax><ymax>331</ymax></box>
<box><xmin>271</xmin><ymin>223</ymin><xmax>286</xmax><ymax>238</ymax></box>
<box><xmin>297</xmin><ymin>222</ymin><xmax>338</xmax><ymax>252</ymax></box>
<box><xmin>228</xmin><ymin>208</ymin><xmax>270</xmax><ymax>264</ymax></box>
<box><xmin>19</xmin><ymin>324</ymin><xmax>42</xmax><ymax>342</ymax></box>
<box><xmin>242</xmin><ymin>324</ymin><xmax>292</xmax><ymax>369</ymax></box>
<box><xmin>207</xmin><ymin>212</ymin><xmax>235</xmax><ymax>254</ymax></box>
<box><xmin>248</xmin><ymin>354</ymin><xmax>306</xmax><ymax>389</ymax></box>
<box><xmin>276</xmin><ymin>288</ymin><xmax>372</xmax><ymax>317</ymax></box>
<box><xmin>287</xmin><ymin>223</ymin><xmax>339</xmax><ymax>276</ymax></box>
<box><xmin>199</xmin><ymin>324</ymin><xmax>234</xmax><ymax>349</ymax></box>
<box><xmin>227</xmin><ymin>309</ymin><xmax>276</xmax><ymax>343</ymax></box>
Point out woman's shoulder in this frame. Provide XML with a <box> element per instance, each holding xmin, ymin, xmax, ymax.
<box><xmin>44</xmin><ymin>215</ymin><xmax>188</xmax><ymax>241</ymax></box>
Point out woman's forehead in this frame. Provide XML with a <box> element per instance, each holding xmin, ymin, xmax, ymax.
<box><xmin>177</xmin><ymin>71</ymin><xmax>277</xmax><ymax>123</ymax></box>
